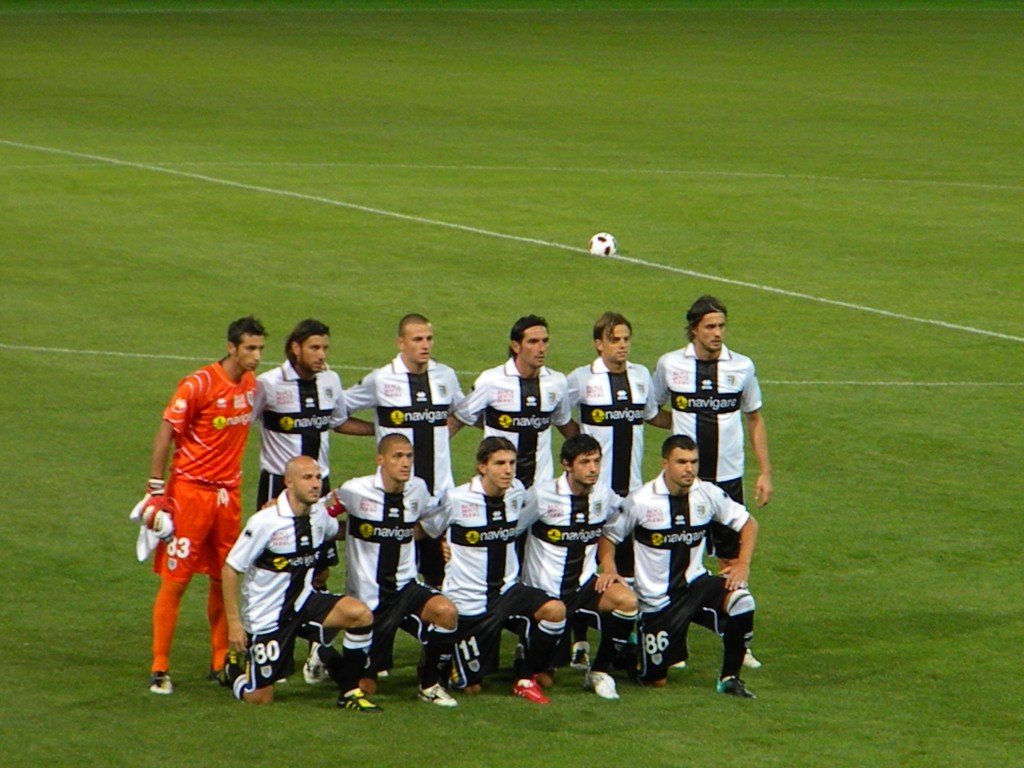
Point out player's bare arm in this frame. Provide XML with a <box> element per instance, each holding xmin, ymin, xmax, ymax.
<box><xmin>744</xmin><ymin>410</ymin><xmax>773</xmax><ymax>507</ymax></box>
<box><xmin>719</xmin><ymin>516</ymin><xmax>758</xmax><ymax>591</ymax></box>
<box><xmin>221</xmin><ymin>565</ymin><xmax>248</xmax><ymax>652</ymax></box>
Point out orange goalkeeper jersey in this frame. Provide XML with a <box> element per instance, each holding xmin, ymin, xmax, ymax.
<box><xmin>162</xmin><ymin>361</ymin><xmax>256</xmax><ymax>488</ymax></box>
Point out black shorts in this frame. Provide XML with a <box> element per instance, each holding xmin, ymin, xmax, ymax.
<box><xmin>637</xmin><ymin>575</ymin><xmax>727</xmax><ymax>683</ymax></box>
<box><xmin>706</xmin><ymin>477</ymin><xmax>743</xmax><ymax>559</ymax></box>
<box><xmin>366</xmin><ymin>582</ymin><xmax>440</xmax><ymax>674</ymax></box>
<box><xmin>239</xmin><ymin>591</ymin><xmax>341</xmax><ymax>693</ymax></box>
<box><xmin>450</xmin><ymin>584</ymin><xmax>552</xmax><ymax>689</ymax></box>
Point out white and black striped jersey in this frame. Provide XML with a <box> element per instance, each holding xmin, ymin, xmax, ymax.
<box><xmin>651</xmin><ymin>343</ymin><xmax>763</xmax><ymax>484</ymax></box>
<box><xmin>334</xmin><ymin>470</ymin><xmax>433</xmax><ymax>612</ymax></box>
<box><xmin>225</xmin><ymin>491</ymin><xmax>340</xmax><ymax>634</ymax></box>
<box><xmin>604</xmin><ymin>475</ymin><xmax>749</xmax><ymax>613</ymax></box>
<box><xmin>419</xmin><ymin>476</ymin><xmax>527</xmax><ymax>617</ymax></box>
<box><xmin>344</xmin><ymin>355</ymin><xmax>463</xmax><ymax>495</ymax></box>
<box><xmin>518</xmin><ymin>474</ymin><xmax>623</xmax><ymax>600</ymax></box>
<box><xmin>452</xmin><ymin>359</ymin><xmax>573</xmax><ymax>488</ymax></box>
<box><xmin>253</xmin><ymin>360</ymin><xmax>349</xmax><ymax>478</ymax></box>
<box><xmin>566</xmin><ymin>358</ymin><xmax>659</xmax><ymax>496</ymax></box>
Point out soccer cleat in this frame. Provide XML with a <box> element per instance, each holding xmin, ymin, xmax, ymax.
<box><xmin>716</xmin><ymin>676</ymin><xmax>756</xmax><ymax>699</ymax></box>
<box><xmin>512</xmin><ymin>677</ymin><xmax>550</xmax><ymax>705</ymax></box>
<box><xmin>221</xmin><ymin>650</ymin><xmax>246</xmax><ymax>688</ymax></box>
<box><xmin>336</xmin><ymin>688</ymin><xmax>383</xmax><ymax>713</ymax></box>
<box><xmin>583</xmin><ymin>669</ymin><xmax>620</xmax><ymax>700</ymax></box>
<box><xmin>149</xmin><ymin>671</ymin><xmax>173</xmax><ymax>695</ymax></box>
<box><xmin>303</xmin><ymin>642</ymin><xmax>327</xmax><ymax>684</ymax></box>
<box><xmin>570</xmin><ymin>641</ymin><xmax>591</xmax><ymax>670</ymax></box>
<box><xmin>670</xmin><ymin>660</ymin><xmax>687</xmax><ymax>670</ymax></box>
<box><xmin>418</xmin><ymin>683</ymin><xmax>459</xmax><ymax>708</ymax></box>
<box><xmin>743</xmin><ymin>649</ymin><xmax>762</xmax><ymax>669</ymax></box>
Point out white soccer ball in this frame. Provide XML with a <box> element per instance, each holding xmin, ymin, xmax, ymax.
<box><xmin>588</xmin><ymin>232</ymin><xmax>617</xmax><ymax>257</ymax></box>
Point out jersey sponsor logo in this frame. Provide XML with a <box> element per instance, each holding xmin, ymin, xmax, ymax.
<box><xmin>637</xmin><ymin>526</ymin><xmax>706</xmax><ymax>548</ymax></box>
<box><xmin>534</xmin><ymin>522</ymin><xmax>603</xmax><ymax>546</ymax></box>
<box><xmin>382</xmin><ymin>406</ymin><xmax>449</xmax><ymax>427</ymax></box>
<box><xmin>268</xmin><ymin>552</ymin><xmax>320</xmax><ymax>571</ymax></box>
<box><xmin>494</xmin><ymin>388</ymin><xmax>515</xmax><ymax>405</ymax></box>
<box><xmin>581</xmin><ymin>404</ymin><xmax>645</xmax><ymax>426</ymax></box>
<box><xmin>274</xmin><ymin>390</ymin><xmax>297</xmax><ymax>406</ymax></box>
<box><xmin>352</xmin><ymin>519</ymin><xmax>415</xmax><ymax>543</ymax></box>
<box><xmin>671</xmin><ymin>392</ymin><xmax>739</xmax><ymax>414</ymax></box>
<box><xmin>451</xmin><ymin>523</ymin><xmax>518</xmax><ymax>546</ymax></box>
<box><xmin>212</xmin><ymin>412</ymin><xmax>253</xmax><ymax>430</ymax></box>
<box><xmin>488</xmin><ymin>410</ymin><xmax>552</xmax><ymax>432</ymax></box>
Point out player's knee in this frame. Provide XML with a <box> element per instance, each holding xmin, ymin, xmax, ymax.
<box><xmin>337</xmin><ymin>597</ymin><xmax>373</xmax><ymax>628</ymax></box>
<box><xmin>537</xmin><ymin>599</ymin><xmax>566</xmax><ymax>623</ymax></box>
<box><xmin>612</xmin><ymin>584</ymin><xmax>638</xmax><ymax>614</ymax></box>
<box><xmin>425</xmin><ymin>596</ymin><xmax>458</xmax><ymax>629</ymax></box>
<box><xmin>725</xmin><ymin>588</ymin><xmax>755</xmax><ymax>616</ymax></box>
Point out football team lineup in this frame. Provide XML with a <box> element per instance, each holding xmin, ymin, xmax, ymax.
<box><xmin>3</xmin><ymin>137</ymin><xmax>1023</xmax><ymax>347</ymax></box>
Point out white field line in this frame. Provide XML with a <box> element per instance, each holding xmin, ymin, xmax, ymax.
<box><xmin>2</xmin><ymin>138</ymin><xmax>1023</xmax><ymax>346</ymax></box>
<box><xmin>1</xmin><ymin>342</ymin><xmax>1021</xmax><ymax>388</ymax></box>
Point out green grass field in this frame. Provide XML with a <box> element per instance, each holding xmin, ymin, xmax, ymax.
<box><xmin>1</xmin><ymin>2</ymin><xmax>1022</xmax><ymax>766</ymax></box>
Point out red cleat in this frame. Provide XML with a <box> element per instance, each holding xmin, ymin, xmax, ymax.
<box><xmin>513</xmin><ymin>677</ymin><xmax>550</xmax><ymax>704</ymax></box>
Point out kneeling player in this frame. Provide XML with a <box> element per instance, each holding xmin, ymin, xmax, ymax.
<box><xmin>519</xmin><ymin>434</ymin><xmax>638</xmax><ymax>700</ymax></box>
<box><xmin>221</xmin><ymin>456</ymin><xmax>381</xmax><ymax>711</ymax></box>
<box><xmin>603</xmin><ymin>435</ymin><xmax>759</xmax><ymax>698</ymax></box>
<box><xmin>321</xmin><ymin>434</ymin><xmax>459</xmax><ymax>707</ymax></box>
<box><xmin>419</xmin><ymin>437</ymin><xmax>567</xmax><ymax>704</ymax></box>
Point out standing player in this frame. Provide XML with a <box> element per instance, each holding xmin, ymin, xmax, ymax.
<box><xmin>519</xmin><ymin>434</ymin><xmax>638</xmax><ymax>700</ymax></box>
<box><xmin>253</xmin><ymin>318</ymin><xmax>373</xmax><ymax>510</ymax></box>
<box><xmin>139</xmin><ymin>315</ymin><xmax>265</xmax><ymax>695</ymax></box>
<box><xmin>418</xmin><ymin>437</ymin><xmax>567</xmax><ymax>704</ymax></box>
<box><xmin>651</xmin><ymin>295</ymin><xmax>770</xmax><ymax>671</ymax></box>
<box><xmin>450</xmin><ymin>315</ymin><xmax>579</xmax><ymax>489</ymax></box>
<box><xmin>603</xmin><ymin>435</ymin><xmax>759</xmax><ymax>698</ymax></box>
<box><xmin>565</xmin><ymin>312</ymin><xmax>657</xmax><ymax>667</ymax></box>
<box><xmin>344</xmin><ymin>313</ymin><xmax>463</xmax><ymax>587</ymax></box>
<box><xmin>221</xmin><ymin>457</ymin><xmax>380</xmax><ymax>711</ymax></box>
<box><xmin>325</xmin><ymin>434</ymin><xmax>460</xmax><ymax>707</ymax></box>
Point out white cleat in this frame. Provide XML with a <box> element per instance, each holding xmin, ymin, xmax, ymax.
<box><xmin>670</xmin><ymin>660</ymin><xmax>687</xmax><ymax>670</ymax></box>
<box><xmin>570</xmin><ymin>641</ymin><xmax>591</xmax><ymax>671</ymax></box>
<box><xmin>418</xmin><ymin>682</ymin><xmax>459</xmax><ymax>707</ymax></box>
<box><xmin>303</xmin><ymin>642</ymin><xmax>327</xmax><ymax>684</ymax></box>
<box><xmin>583</xmin><ymin>669</ymin><xmax>620</xmax><ymax>700</ymax></box>
<box><xmin>743</xmin><ymin>649</ymin><xmax>762</xmax><ymax>669</ymax></box>
<box><xmin>149</xmin><ymin>671</ymin><xmax>173</xmax><ymax>695</ymax></box>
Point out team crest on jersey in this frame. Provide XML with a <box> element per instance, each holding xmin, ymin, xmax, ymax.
<box><xmin>694</xmin><ymin>503</ymin><xmax>709</xmax><ymax>521</ymax></box>
<box><xmin>636</xmin><ymin>383</ymin><xmax>646</xmax><ymax>397</ymax></box>
<box><xmin>233</xmin><ymin>394</ymin><xmax>246</xmax><ymax>408</ymax></box>
<box><xmin>545</xmin><ymin>391</ymin><xmax>556</xmax><ymax>405</ymax></box>
<box><xmin>384</xmin><ymin>384</ymin><xmax>402</xmax><ymax>398</ymax></box>
<box><xmin>261</xmin><ymin>665</ymin><xmax>273</xmax><ymax>678</ymax></box>
<box><xmin>324</xmin><ymin>387</ymin><xmax>334</xmax><ymax>400</ymax></box>
<box><xmin>495</xmin><ymin>388</ymin><xmax>515</xmax><ymax>405</ymax></box>
<box><xmin>409</xmin><ymin>501</ymin><xmax>420</xmax><ymax>514</ymax></box>
<box><xmin>726</xmin><ymin>374</ymin><xmax>738</xmax><ymax>387</ymax></box>
<box><xmin>438</xmin><ymin>384</ymin><xmax>448</xmax><ymax>397</ymax></box>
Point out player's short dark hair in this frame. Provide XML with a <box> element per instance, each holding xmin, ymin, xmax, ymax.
<box><xmin>560</xmin><ymin>433</ymin><xmax>602</xmax><ymax>465</ymax></box>
<box><xmin>285</xmin><ymin>319</ymin><xmax>330</xmax><ymax>363</ymax></box>
<box><xmin>398</xmin><ymin>313</ymin><xmax>431</xmax><ymax>336</ymax></box>
<box><xmin>377</xmin><ymin>433</ymin><xmax>412</xmax><ymax>455</ymax></box>
<box><xmin>661</xmin><ymin>433</ymin><xmax>698</xmax><ymax>458</ymax></box>
<box><xmin>593</xmin><ymin>311</ymin><xmax>632</xmax><ymax>341</ymax></box>
<box><xmin>685</xmin><ymin>295</ymin><xmax>728</xmax><ymax>341</ymax></box>
<box><xmin>508</xmin><ymin>314</ymin><xmax>548</xmax><ymax>357</ymax></box>
<box><xmin>476</xmin><ymin>436</ymin><xmax>517</xmax><ymax>466</ymax></box>
<box><xmin>227</xmin><ymin>315</ymin><xmax>266</xmax><ymax>345</ymax></box>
